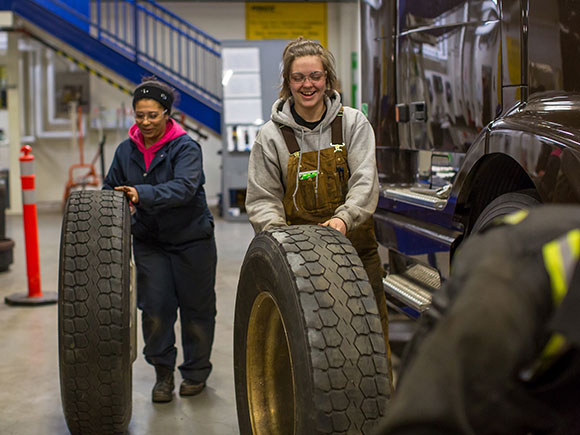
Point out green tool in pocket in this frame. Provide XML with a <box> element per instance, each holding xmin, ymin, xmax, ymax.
<box><xmin>299</xmin><ymin>170</ymin><xmax>319</xmax><ymax>181</ymax></box>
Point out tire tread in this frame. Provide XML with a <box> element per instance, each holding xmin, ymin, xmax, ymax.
<box><xmin>58</xmin><ymin>190</ymin><xmax>131</xmax><ymax>435</ymax></box>
<box><xmin>271</xmin><ymin>226</ymin><xmax>389</xmax><ymax>434</ymax></box>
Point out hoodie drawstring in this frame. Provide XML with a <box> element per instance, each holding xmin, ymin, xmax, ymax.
<box><xmin>314</xmin><ymin>128</ymin><xmax>322</xmax><ymax>206</ymax></box>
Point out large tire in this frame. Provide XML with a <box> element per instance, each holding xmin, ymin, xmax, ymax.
<box><xmin>234</xmin><ymin>225</ymin><xmax>390</xmax><ymax>435</ymax></box>
<box><xmin>58</xmin><ymin>190</ymin><xmax>132</xmax><ymax>435</ymax></box>
<box><xmin>471</xmin><ymin>190</ymin><xmax>541</xmax><ymax>233</ymax></box>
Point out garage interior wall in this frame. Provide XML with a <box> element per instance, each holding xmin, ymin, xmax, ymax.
<box><xmin>0</xmin><ymin>1</ymin><xmax>359</xmax><ymax>213</ymax></box>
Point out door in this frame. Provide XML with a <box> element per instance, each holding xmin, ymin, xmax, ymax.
<box><xmin>396</xmin><ymin>0</ymin><xmax>501</xmax><ymax>187</ymax></box>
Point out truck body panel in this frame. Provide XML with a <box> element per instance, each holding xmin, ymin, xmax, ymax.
<box><xmin>361</xmin><ymin>0</ymin><xmax>580</xmax><ymax>316</ymax></box>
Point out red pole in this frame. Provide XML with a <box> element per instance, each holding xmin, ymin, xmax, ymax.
<box><xmin>4</xmin><ymin>145</ymin><xmax>56</xmax><ymax>306</ymax></box>
<box><xmin>20</xmin><ymin>145</ymin><xmax>41</xmax><ymax>297</ymax></box>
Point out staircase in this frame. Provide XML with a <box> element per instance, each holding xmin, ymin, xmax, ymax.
<box><xmin>0</xmin><ymin>0</ymin><xmax>222</xmax><ymax>134</ymax></box>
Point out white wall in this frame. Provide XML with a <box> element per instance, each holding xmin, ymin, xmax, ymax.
<box><xmin>163</xmin><ymin>2</ymin><xmax>246</xmax><ymax>41</ymax></box>
<box><xmin>162</xmin><ymin>1</ymin><xmax>359</xmax><ymax>106</ymax></box>
<box><xmin>3</xmin><ymin>2</ymin><xmax>360</xmax><ymax>210</ymax></box>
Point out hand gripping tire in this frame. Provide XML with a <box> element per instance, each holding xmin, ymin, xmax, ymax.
<box><xmin>234</xmin><ymin>225</ymin><xmax>390</xmax><ymax>435</ymax></box>
<box><xmin>58</xmin><ymin>190</ymin><xmax>134</xmax><ymax>435</ymax></box>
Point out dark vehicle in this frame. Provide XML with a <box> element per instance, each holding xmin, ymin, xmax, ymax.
<box><xmin>360</xmin><ymin>0</ymin><xmax>580</xmax><ymax>318</ymax></box>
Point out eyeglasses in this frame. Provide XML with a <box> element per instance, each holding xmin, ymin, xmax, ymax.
<box><xmin>134</xmin><ymin>109</ymin><xmax>167</xmax><ymax>122</ymax></box>
<box><xmin>289</xmin><ymin>71</ymin><xmax>326</xmax><ymax>85</ymax></box>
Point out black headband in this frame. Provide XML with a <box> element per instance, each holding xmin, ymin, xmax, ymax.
<box><xmin>133</xmin><ymin>84</ymin><xmax>174</xmax><ymax>112</ymax></box>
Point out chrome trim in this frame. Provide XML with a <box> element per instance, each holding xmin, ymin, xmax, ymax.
<box><xmin>398</xmin><ymin>19</ymin><xmax>500</xmax><ymax>37</ymax></box>
<box><xmin>405</xmin><ymin>264</ymin><xmax>441</xmax><ymax>290</ymax></box>
<box><xmin>382</xmin><ymin>187</ymin><xmax>447</xmax><ymax>210</ymax></box>
<box><xmin>409</xmin><ymin>184</ymin><xmax>452</xmax><ymax>199</ymax></box>
<box><xmin>383</xmin><ymin>274</ymin><xmax>432</xmax><ymax>312</ymax></box>
<box><xmin>521</xmin><ymin>0</ymin><xmax>529</xmax><ymax>102</ymax></box>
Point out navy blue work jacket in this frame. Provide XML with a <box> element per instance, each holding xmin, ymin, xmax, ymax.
<box><xmin>103</xmin><ymin>134</ymin><xmax>214</xmax><ymax>246</ymax></box>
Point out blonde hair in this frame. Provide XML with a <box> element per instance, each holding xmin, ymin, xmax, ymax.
<box><xmin>279</xmin><ymin>37</ymin><xmax>337</xmax><ymax>99</ymax></box>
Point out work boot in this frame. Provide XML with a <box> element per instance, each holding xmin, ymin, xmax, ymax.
<box><xmin>152</xmin><ymin>365</ymin><xmax>174</xmax><ymax>403</ymax></box>
<box><xmin>179</xmin><ymin>379</ymin><xmax>206</xmax><ymax>397</ymax></box>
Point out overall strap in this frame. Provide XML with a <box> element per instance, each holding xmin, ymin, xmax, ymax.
<box><xmin>280</xmin><ymin>125</ymin><xmax>300</xmax><ymax>155</ymax></box>
<box><xmin>331</xmin><ymin>107</ymin><xmax>344</xmax><ymax>145</ymax></box>
<box><xmin>279</xmin><ymin>106</ymin><xmax>345</xmax><ymax>155</ymax></box>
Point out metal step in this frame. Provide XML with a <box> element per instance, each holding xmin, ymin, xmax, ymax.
<box><xmin>382</xmin><ymin>186</ymin><xmax>448</xmax><ymax>210</ymax></box>
<box><xmin>383</xmin><ymin>264</ymin><xmax>441</xmax><ymax>315</ymax></box>
<box><xmin>404</xmin><ymin>263</ymin><xmax>442</xmax><ymax>290</ymax></box>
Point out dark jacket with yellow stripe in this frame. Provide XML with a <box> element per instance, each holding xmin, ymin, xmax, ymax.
<box><xmin>379</xmin><ymin>205</ymin><xmax>580</xmax><ymax>435</ymax></box>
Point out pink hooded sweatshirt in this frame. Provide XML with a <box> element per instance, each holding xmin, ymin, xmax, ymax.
<box><xmin>129</xmin><ymin>118</ymin><xmax>187</xmax><ymax>170</ymax></box>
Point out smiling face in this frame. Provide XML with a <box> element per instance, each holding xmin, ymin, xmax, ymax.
<box><xmin>134</xmin><ymin>99</ymin><xmax>169</xmax><ymax>147</ymax></box>
<box><xmin>289</xmin><ymin>55</ymin><xmax>327</xmax><ymax>121</ymax></box>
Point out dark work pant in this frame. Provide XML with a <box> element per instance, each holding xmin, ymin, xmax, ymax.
<box><xmin>133</xmin><ymin>236</ymin><xmax>217</xmax><ymax>382</ymax></box>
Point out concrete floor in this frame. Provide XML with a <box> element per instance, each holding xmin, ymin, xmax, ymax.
<box><xmin>0</xmin><ymin>210</ymin><xmax>255</xmax><ymax>435</ymax></box>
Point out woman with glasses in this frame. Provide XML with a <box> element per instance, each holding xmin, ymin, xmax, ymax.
<box><xmin>245</xmin><ymin>37</ymin><xmax>393</xmax><ymax>389</ymax></box>
<box><xmin>103</xmin><ymin>77</ymin><xmax>217</xmax><ymax>403</ymax></box>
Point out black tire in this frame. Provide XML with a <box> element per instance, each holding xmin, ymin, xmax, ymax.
<box><xmin>471</xmin><ymin>190</ymin><xmax>541</xmax><ymax>233</ymax></box>
<box><xmin>234</xmin><ymin>225</ymin><xmax>390</xmax><ymax>435</ymax></box>
<box><xmin>0</xmin><ymin>238</ymin><xmax>14</xmax><ymax>272</ymax></box>
<box><xmin>58</xmin><ymin>190</ymin><xmax>132</xmax><ymax>435</ymax></box>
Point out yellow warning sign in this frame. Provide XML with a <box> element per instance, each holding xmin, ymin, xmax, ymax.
<box><xmin>246</xmin><ymin>2</ymin><xmax>327</xmax><ymax>48</ymax></box>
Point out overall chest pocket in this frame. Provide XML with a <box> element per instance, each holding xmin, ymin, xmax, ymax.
<box><xmin>295</xmin><ymin>151</ymin><xmax>348</xmax><ymax>214</ymax></box>
<box><xmin>329</xmin><ymin>153</ymin><xmax>349</xmax><ymax>206</ymax></box>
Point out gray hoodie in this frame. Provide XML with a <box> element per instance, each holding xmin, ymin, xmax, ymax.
<box><xmin>246</xmin><ymin>90</ymin><xmax>379</xmax><ymax>233</ymax></box>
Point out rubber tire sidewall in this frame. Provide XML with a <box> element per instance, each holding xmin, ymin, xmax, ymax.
<box><xmin>471</xmin><ymin>190</ymin><xmax>542</xmax><ymax>234</ymax></box>
<box><xmin>235</xmin><ymin>232</ymin><xmax>313</xmax><ymax>433</ymax></box>
<box><xmin>58</xmin><ymin>190</ymin><xmax>132</xmax><ymax>435</ymax></box>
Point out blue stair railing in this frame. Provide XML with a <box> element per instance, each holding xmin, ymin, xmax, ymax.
<box><xmin>90</xmin><ymin>0</ymin><xmax>222</xmax><ymax>109</ymax></box>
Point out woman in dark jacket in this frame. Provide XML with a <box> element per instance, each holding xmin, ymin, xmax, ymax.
<box><xmin>103</xmin><ymin>78</ymin><xmax>217</xmax><ymax>403</ymax></box>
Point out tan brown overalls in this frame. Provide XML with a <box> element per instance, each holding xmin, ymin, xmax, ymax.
<box><xmin>280</xmin><ymin>109</ymin><xmax>393</xmax><ymax>390</ymax></box>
